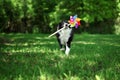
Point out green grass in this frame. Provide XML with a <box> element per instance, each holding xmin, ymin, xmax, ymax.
<box><xmin>0</xmin><ymin>33</ymin><xmax>120</xmax><ymax>80</ymax></box>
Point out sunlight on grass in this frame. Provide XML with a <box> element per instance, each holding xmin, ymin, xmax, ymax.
<box><xmin>101</xmin><ymin>41</ymin><xmax>120</xmax><ymax>47</ymax></box>
<box><xmin>73</xmin><ymin>41</ymin><xmax>96</xmax><ymax>45</ymax></box>
<box><xmin>0</xmin><ymin>34</ymin><xmax>120</xmax><ymax>80</ymax></box>
<box><xmin>35</xmin><ymin>37</ymin><xmax>51</xmax><ymax>40</ymax></box>
<box><xmin>95</xmin><ymin>75</ymin><xmax>105</xmax><ymax>80</ymax></box>
<box><xmin>86</xmin><ymin>60</ymin><xmax>96</xmax><ymax>66</ymax></box>
<box><xmin>37</xmin><ymin>67</ymin><xmax>54</xmax><ymax>80</ymax></box>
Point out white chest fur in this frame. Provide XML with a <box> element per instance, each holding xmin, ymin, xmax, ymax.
<box><xmin>58</xmin><ymin>28</ymin><xmax>72</xmax><ymax>45</ymax></box>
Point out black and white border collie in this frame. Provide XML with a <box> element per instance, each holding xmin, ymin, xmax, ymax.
<box><xmin>56</xmin><ymin>21</ymin><xmax>74</xmax><ymax>55</ymax></box>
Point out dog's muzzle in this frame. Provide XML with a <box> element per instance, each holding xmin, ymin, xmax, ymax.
<box><xmin>64</xmin><ymin>23</ymin><xmax>71</xmax><ymax>29</ymax></box>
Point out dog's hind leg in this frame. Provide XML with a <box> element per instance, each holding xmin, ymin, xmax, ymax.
<box><xmin>57</xmin><ymin>37</ymin><xmax>65</xmax><ymax>51</ymax></box>
<box><xmin>57</xmin><ymin>39</ymin><xmax>62</xmax><ymax>49</ymax></box>
<box><xmin>56</xmin><ymin>33</ymin><xmax>63</xmax><ymax>50</ymax></box>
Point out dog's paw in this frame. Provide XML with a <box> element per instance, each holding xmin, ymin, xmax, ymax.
<box><xmin>65</xmin><ymin>48</ymin><xmax>70</xmax><ymax>55</ymax></box>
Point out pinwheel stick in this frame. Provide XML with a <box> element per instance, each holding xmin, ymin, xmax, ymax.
<box><xmin>48</xmin><ymin>27</ymin><xmax>65</xmax><ymax>37</ymax></box>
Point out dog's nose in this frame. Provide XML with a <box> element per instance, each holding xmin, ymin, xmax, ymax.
<box><xmin>66</xmin><ymin>24</ymin><xmax>71</xmax><ymax>28</ymax></box>
<box><xmin>64</xmin><ymin>24</ymin><xmax>68</xmax><ymax>29</ymax></box>
<box><xmin>65</xmin><ymin>24</ymin><xmax>68</xmax><ymax>27</ymax></box>
<box><xmin>63</xmin><ymin>23</ymin><xmax>70</xmax><ymax>29</ymax></box>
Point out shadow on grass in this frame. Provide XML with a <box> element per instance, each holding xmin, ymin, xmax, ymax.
<box><xmin>0</xmin><ymin>34</ymin><xmax>120</xmax><ymax>79</ymax></box>
<box><xmin>0</xmin><ymin>50</ymin><xmax>119</xmax><ymax>79</ymax></box>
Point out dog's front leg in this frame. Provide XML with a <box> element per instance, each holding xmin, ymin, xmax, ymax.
<box><xmin>65</xmin><ymin>44</ymin><xmax>70</xmax><ymax>55</ymax></box>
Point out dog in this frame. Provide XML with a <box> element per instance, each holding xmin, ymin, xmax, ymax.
<box><xmin>56</xmin><ymin>21</ymin><xmax>74</xmax><ymax>55</ymax></box>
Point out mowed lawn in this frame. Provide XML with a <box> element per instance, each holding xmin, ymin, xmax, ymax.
<box><xmin>0</xmin><ymin>33</ymin><xmax>120</xmax><ymax>80</ymax></box>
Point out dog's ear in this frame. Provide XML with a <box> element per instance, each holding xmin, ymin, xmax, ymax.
<box><xmin>63</xmin><ymin>20</ymin><xmax>69</xmax><ymax>23</ymax></box>
<box><xmin>57</xmin><ymin>21</ymin><xmax>63</xmax><ymax>29</ymax></box>
<box><xmin>61</xmin><ymin>21</ymin><xmax>66</xmax><ymax>25</ymax></box>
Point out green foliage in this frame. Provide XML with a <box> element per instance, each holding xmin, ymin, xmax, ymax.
<box><xmin>0</xmin><ymin>0</ymin><xmax>119</xmax><ymax>34</ymax></box>
<box><xmin>0</xmin><ymin>34</ymin><xmax>120</xmax><ymax>80</ymax></box>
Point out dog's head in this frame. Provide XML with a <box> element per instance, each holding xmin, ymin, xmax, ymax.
<box><xmin>63</xmin><ymin>21</ymin><xmax>71</xmax><ymax>29</ymax></box>
<box><xmin>58</xmin><ymin>21</ymin><xmax>71</xmax><ymax>29</ymax></box>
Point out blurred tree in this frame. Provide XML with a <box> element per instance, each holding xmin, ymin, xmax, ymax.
<box><xmin>0</xmin><ymin>0</ymin><xmax>6</xmax><ymax>32</ymax></box>
<box><xmin>0</xmin><ymin>0</ymin><xmax>14</xmax><ymax>33</ymax></box>
<box><xmin>32</xmin><ymin>0</ymin><xmax>57</xmax><ymax>33</ymax></box>
<box><xmin>0</xmin><ymin>0</ymin><xmax>119</xmax><ymax>34</ymax></box>
<box><xmin>48</xmin><ymin>0</ymin><xmax>119</xmax><ymax>33</ymax></box>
